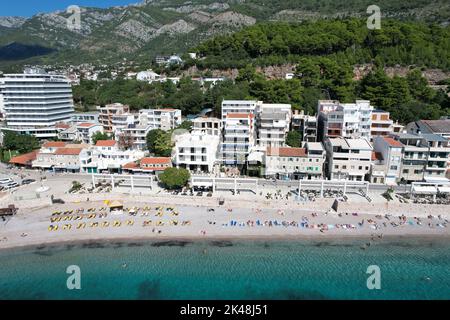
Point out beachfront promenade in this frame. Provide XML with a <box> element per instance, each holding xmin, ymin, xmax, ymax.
<box><xmin>0</xmin><ymin>164</ymin><xmax>449</xmax><ymax>250</ymax></box>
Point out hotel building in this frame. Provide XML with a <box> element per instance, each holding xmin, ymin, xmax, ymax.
<box><xmin>0</xmin><ymin>68</ymin><xmax>74</xmax><ymax>138</ymax></box>
<box><xmin>264</xmin><ymin>143</ymin><xmax>325</xmax><ymax>180</ymax></box>
<box><xmin>257</xmin><ymin>103</ymin><xmax>292</xmax><ymax>148</ymax></box>
<box><xmin>324</xmin><ymin>137</ymin><xmax>373</xmax><ymax>181</ymax></box>
<box><xmin>174</xmin><ymin>131</ymin><xmax>220</xmax><ymax>173</ymax></box>
<box><xmin>317</xmin><ymin>100</ymin><xmax>373</xmax><ymax>142</ymax></box>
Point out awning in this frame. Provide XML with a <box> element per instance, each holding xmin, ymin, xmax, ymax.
<box><xmin>437</xmin><ymin>186</ymin><xmax>450</xmax><ymax>194</ymax></box>
<box><xmin>412</xmin><ymin>185</ymin><xmax>437</xmax><ymax>194</ymax></box>
<box><xmin>424</xmin><ymin>176</ymin><xmax>450</xmax><ymax>183</ymax></box>
<box><xmin>247</xmin><ymin>151</ymin><xmax>264</xmax><ymax>163</ymax></box>
<box><xmin>32</xmin><ymin>163</ymin><xmax>53</xmax><ymax>168</ymax></box>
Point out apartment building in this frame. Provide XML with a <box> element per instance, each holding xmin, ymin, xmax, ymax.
<box><xmin>0</xmin><ymin>79</ymin><xmax>5</xmax><ymax>119</ymax></box>
<box><xmin>390</xmin><ymin>133</ymin><xmax>450</xmax><ymax>183</ymax></box>
<box><xmin>264</xmin><ymin>143</ymin><xmax>325</xmax><ymax>180</ymax></box>
<box><xmin>317</xmin><ymin>100</ymin><xmax>373</xmax><ymax>142</ymax></box>
<box><xmin>0</xmin><ymin>68</ymin><xmax>74</xmax><ymax>138</ymax></box>
<box><xmin>291</xmin><ymin>110</ymin><xmax>317</xmax><ymax>143</ymax></box>
<box><xmin>324</xmin><ymin>137</ymin><xmax>373</xmax><ymax>181</ymax></box>
<box><xmin>116</xmin><ymin>124</ymin><xmax>152</xmax><ymax>151</ymax></box>
<box><xmin>221</xmin><ymin>100</ymin><xmax>258</xmax><ymax>121</ymax></box>
<box><xmin>98</xmin><ymin>103</ymin><xmax>130</xmax><ymax>132</ymax></box>
<box><xmin>370</xmin><ymin>110</ymin><xmax>394</xmax><ymax>139</ymax></box>
<box><xmin>392</xmin><ymin>133</ymin><xmax>429</xmax><ymax>183</ymax></box>
<box><xmin>76</xmin><ymin>122</ymin><xmax>104</xmax><ymax>144</ymax></box>
<box><xmin>406</xmin><ymin>119</ymin><xmax>450</xmax><ymax>140</ymax></box>
<box><xmin>257</xmin><ymin>103</ymin><xmax>292</xmax><ymax>148</ymax></box>
<box><xmin>422</xmin><ymin>134</ymin><xmax>450</xmax><ymax>181</ymax></box>
<box><xmin>174</xmin><ymin>131</ymin><xmax>220</xmax><ymax>173</ymax></box>
<box><xmin>32</xmin><ymin>142</ymin><xmax>86</xmax><ymax>173</ymax></box>
<box><xmin>221</xmin><ymin>113</ymin><xmax>256</xmax><ymax>166</ymax></box>
<box><xmin>192</xmin><ymin>117</ymin><xmax>222</xmax><ymax>136</ymax></box>
<box><xmin>139</xmin><ymin>108</ymin><xmax>182</xmax><ymax>131</ymax></box>
<box><xmin>71</xmin><ymin>112</ymin><xmax>99</xmax><ymax>124</ymax></box>
<box><xmin>111</xmin><ymin>113</ymin><xmax>137</xmax><ymax>134</ymax></box>
<box><xmin>79</xmin><ymin>140</ymin><xmax>145</xmax><ymax>174</ymax></box>
<box><xmin>371</xmin><ymin>136</ymin><xmax>403</xmax><ymax>184</ymax></box>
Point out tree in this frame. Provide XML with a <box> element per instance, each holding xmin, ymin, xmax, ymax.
<box><xmin>154</xmin><ymin>131</ymin><xmax>173</xmax><ymax>157</ymax></box>
<box><xmin>117</xmin><ymin>131</ymin><xmax>134</xmax><ymax>150</ymax></box>
<box><xmin>177</xmin><ymin>120</ymin><xmax>193</xmax><ymax>131</ymax></box>
<box><xmin>159</xmin><ymin>167</ymin><xmax>191</xmax><ymax>190</ymax></box>
<box><xmin>91</xmin><ymin>132</ymin><xmax>110</xmax><ymax>145</ymax></box>
<box><xmin>285</xmin><ymin>131</ymin><xmax>301</xmax><ymax>148</ymax></box>
<box><xmin>146</xmin><ymin>129</ymin><xmax>173</xmax><ymax>156</ymax></box>
<box><xmin>2</xmin><ymin>131</ymin><xmax>39</xmax><ymax>154</ymax></box>
<box><xmin>146</xmin><ymin>129</ymin><xmax>164</xmax><ymax>152</ymax></box>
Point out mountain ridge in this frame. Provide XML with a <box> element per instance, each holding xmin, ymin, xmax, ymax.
<box><xmin>0</xmin><ymin>0</ymin><xmax>449</xmax><ymax>67</ymax></box>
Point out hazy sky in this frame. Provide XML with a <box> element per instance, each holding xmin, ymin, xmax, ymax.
<box><xmin>0</xmin><ymin>0</ymin><xmax>139</xmax><ymax>17</ymax></box>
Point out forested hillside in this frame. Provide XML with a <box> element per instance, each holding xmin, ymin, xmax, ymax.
<box><xmin>195</xmin><ymin>19</ymin><xmax>450</xmax><ymax>70</ymax></box>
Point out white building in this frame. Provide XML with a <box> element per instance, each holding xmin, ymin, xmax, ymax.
<box><xmin>0</xmin><ymin>78</ymin><xmax>5</xmax><ymax>119</ymax></box>
<box><xmin>317</xmin><ymin>100</ymin><xmax>373</xmax><ymax>142</ymax></box>
<box><xmin>139</xmin><ymin>108</ymin><xmax>182</xmax><ymax>131</ymax></box>
<box><xmin>32</xmin><ymin>141</ymin><xmax>87</xmax><ymax>173</ymax></box>
<box><xmin>0</xmin><ymin>68</ymin><xmax>74</xmax><ymax>138</ymax></box>
<box><xmin>71</xmin><ymin>112</ymin><xmax>99</xmax><ymax>124</ymax></box>
<box><xmin>111</xmin><ymin>113</ymin><xmax>138</xmax><ymax>134</ymax></box>
<box><xmin>116</xmin><ymin>124</ymin><xmax>152</xmax><ymax>151</ymax></box>
<box><xmin>324</xmin><ymin>137</ymin><xmax>373</xmax><ymax>181</ymax></box>
<box><xmin>221</xmin><ymin>113</ymin><xmax>256</xmax><ymax>166</ymax></box>
<box><xmin>370</xmin><ymin>109</ymin><xmax>394</xmax><ymax>140</ymax></box>
<box><xmin>264</xmin><ymin>143</ymin><xmax>325</xmax><ymax>180</ymax></box>
<box><xmin>257</xmin><ymin>103</ymin><xmax>292</xmax><ymax>148</ymax></box>
<box><xmin>76</xmin><ymin>122</ymin><xmax>104</xmax><ymax>144</ymax></box>
<box><xmin>79</xmin><ymin>140</ymin><xmax>145</xmax><ymax>174</ymax></box>
<box><xmin>192</xmin><ymin>117</ymin><xmax>222</xmax><ymax>136</ymax></box>
<box><xmin>221</xmin><ymin>100</ymin><xmax>258</xmax><ymax>166</ymax></box>
<box><xmin>174</xmin><ymin>131</ymin><xmax>220</xmax><ymax>173</ymax></box>
<box><xmin>371</xmin><ymin>136</ymin><xmax>403</xmax><ymax>185</ymax></box>
<box><xmin>136</xmin><ymin>70</ymin><xmax>161</xmax><ymax>83</ymax></box>
<box><xmin>221</xmin><ymin>100</ymin><xmax>258</xmax><ymax>122</ymax></box>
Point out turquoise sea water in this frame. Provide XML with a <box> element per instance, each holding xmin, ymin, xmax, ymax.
<box><xmin>0</xmin><ymin>239</ymin><xmax>449</xmax><ymax>300</ymax></box>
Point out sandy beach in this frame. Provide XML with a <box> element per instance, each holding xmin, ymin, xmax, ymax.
<box><xmin>1</xmin><ymin>193</ymin><xmax>449</xmax><ymax>251</ymax></box>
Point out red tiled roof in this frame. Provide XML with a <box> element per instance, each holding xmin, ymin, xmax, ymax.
<box><xmin>267</xmin><ymin>147</ymin><xmax>306</xmax><ymax>157</ymax></box>
<box><xmin>227</xmin><ymin>113</ymin><xmax>254</xmax><ymax>119</ymax></box>
<box><xmin>383</xmin><ymin>137</ymin><xmax>403</xmax><ymax>148</ymax></box>
<box><xmin>9</xmin><ymin>150</ymin><xmax>39</xmax><ymax>165</ymax></box>
<box><xmin>55</xmin><ymin>123</ymin><xmax>70</xmax><ymax>129</ymax></box>
<box><xmin>43</xmin><ymin>141</ymin><xmax>66</xmax><ymax>148</ymax></box>
<box><xmin>372</xmin><ymin>151</ymin><xmax>383</xmax><ymax>161</ymax></box>
<box><xmin>95</xmin><ymin>140</ymin><xmax>116</xmax><ymax>147</ymax></box>
<box><xmin>54</xmin><ymin>148</ymin><xmax>83</xmax><ymax>156</ymax></box>
<box><xmin>123</xmin><ymin>162</ymin><xmax>139</xmax><ymax>170</ymax></box>
<box><xmin>77</xmin><ymin>122</ymin><xmax>97</xmax><ymax>128</ymax></box>
<box><xmin>140</xmin><ymin>157</ymin><xmax>172</xmax><ymax>165</ymax></box>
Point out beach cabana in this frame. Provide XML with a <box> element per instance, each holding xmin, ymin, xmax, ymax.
<box><xmin>108</xmin><ymin>200</ymin><xmax>124</xmax><ymax>214</ymax></box>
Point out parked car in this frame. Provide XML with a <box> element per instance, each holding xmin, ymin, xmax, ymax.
<box><xmin>0</xmin><ymin>178</ymin><xmax>14</xmax><ymax>186</ymax></box>
<box><xmin>3</xmin><ymin>183</ymin><xmax>19</xmax><ymax>190</ymax></box>
<box><xmin>21</xmin><ymin>179</ymin><xmax>36</xmax><ymax>185</ymax></box>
